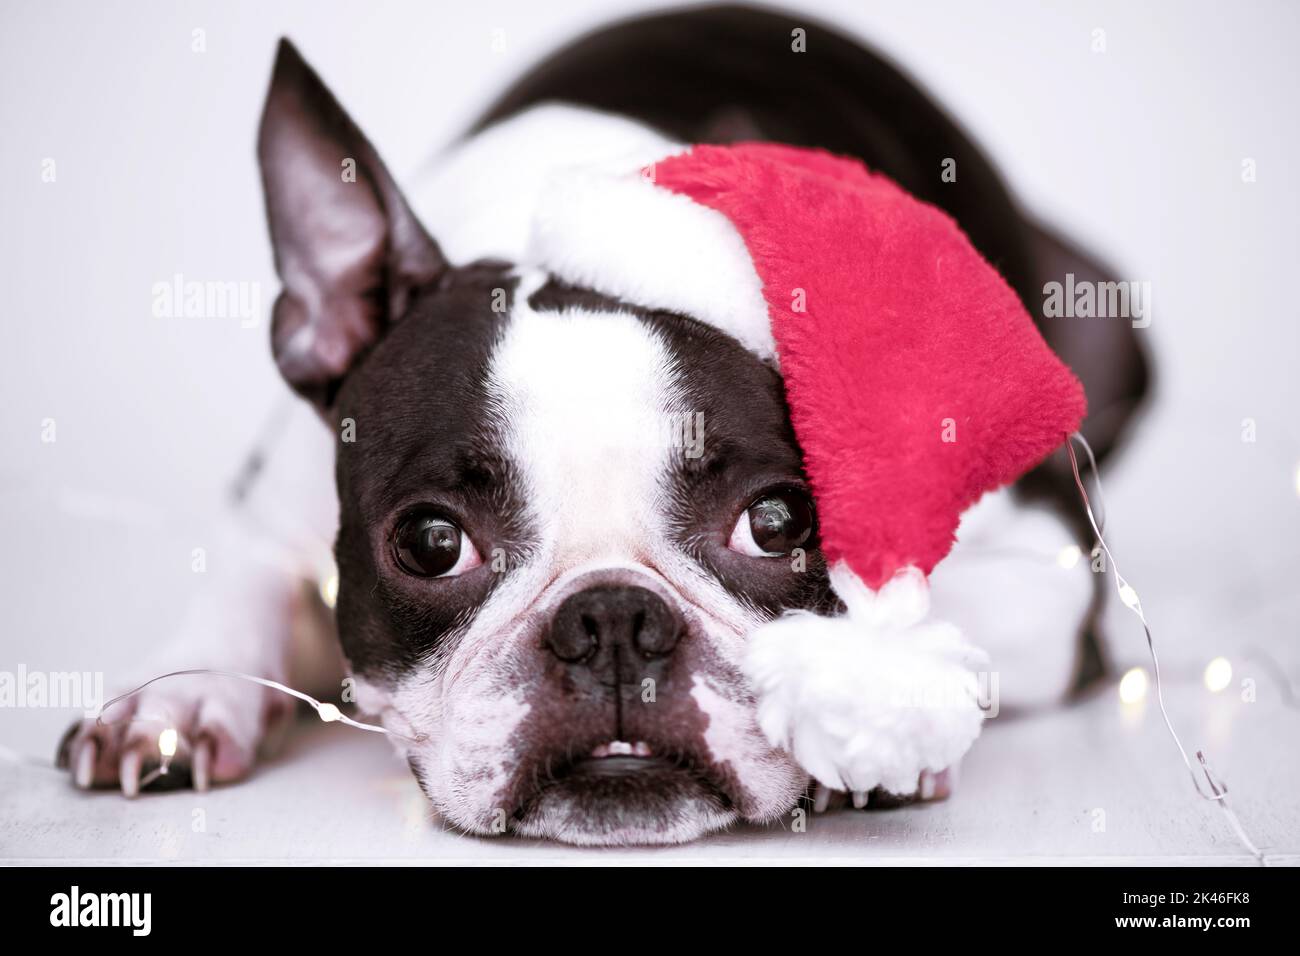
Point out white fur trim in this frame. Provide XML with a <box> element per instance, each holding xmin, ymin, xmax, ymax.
<box><xmin>529</xmin><ymin>168</ymin><xmax>775</xmax><ymax>360</ymax></box>
<box><xmin>412</xmin><ymin>104</ymin><xmax>679</xmax><ymax>265</ymax></box>
<box><xmin>411</xmin><ymin>104</ymin><xmax>775</xmax><ymax>359</ymax></box>
<box><xmin>743</xmin><ymin>563</ymin><xmax>988</xmax><ymax>795</ymax></box>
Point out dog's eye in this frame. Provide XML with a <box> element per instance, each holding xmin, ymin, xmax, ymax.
<box><xmin>727</xmin><ymin>491</ymin><xmax>815</xmax><ymax>557</ymax></box>
<box><xmin>392</xmin><ymin>512</ymin><xmax>481</xmax><ymax>578</ymax></box>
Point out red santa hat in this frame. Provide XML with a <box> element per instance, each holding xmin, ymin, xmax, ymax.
<box><xmin>527</xmin><ymin>142</ymin><xmax>1085</xmax><ymax>796</ymax></box>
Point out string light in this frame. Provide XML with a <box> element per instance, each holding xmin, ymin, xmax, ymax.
<box><xmin>1118</xmin><ymin>666</ymin><xmax>1148</xmax><ymax>704</ymax></box>
<box><xmin>1203</xmin><ymin>657</ymin><xmax>1233</xmax><ymax>694</ymax></box>
<box><xmin>318</xmin><ymin>568</ymin><xmax>339</xmax><ymax>610</ymax></box>
<box><xmin>1066</xmin><ymin>432</ymin><xmax>1266</xmax><ymax>864</ymax></box>
<box><xmin>1117</xmin><ymin>582</ymin><xmax>1141</xmax><ymax>611</ymax></box>
<box><xmin>1055</xmin><ymin>544</ymin><xmax>1082</xmax><ymax>570</ymax></box>
<box><xmin>157</xmin><ymin>728</ymin><xmax>179</xmax><ymax>758</ymax></box>
<box><xmin>317</xmin><ymin>702</ymin><xmax>341</xmax><ymax>722</ymax></box>
<box><xmin>94</xmin><ymin>669</ymin><xmax>425</xmax><ymax>745</ymax></box>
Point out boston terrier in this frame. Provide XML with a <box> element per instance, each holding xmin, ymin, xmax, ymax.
<box><xmin>59</xmin><ymin>6</ymin><xmax>1147</xmax><ymax>846</ymax></box>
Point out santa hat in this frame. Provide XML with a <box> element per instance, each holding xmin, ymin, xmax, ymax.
<box><xmin>527</xmin><ymin>142</ymin><xmax>1086</xmax><ymax>796</ymax></box>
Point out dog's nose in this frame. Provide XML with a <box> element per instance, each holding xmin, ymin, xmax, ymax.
<box><xmin>546</xmin><ymin>585</ymin><xmax>682</xmax><ymax>673</ymax></box>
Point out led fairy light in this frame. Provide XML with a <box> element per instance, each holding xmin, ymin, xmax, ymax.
<box><xmin>93</xmin><ymin>669</ymin><xmax>425</xmax><ymax>744</ymax></box>
<box><xmin>1066</xmin><ymin>431</ymin><xmax>1264</xmax><ymax>863</ymax></box>
<box><xmin>1204</xmin><ymin>657</ymin><xmax>1233</xmax><ymax>694</ymax></box>
<box><xmin>1118</xmin><ymin>666</ymin><xmax>1149</xmax><ymax>705</ymax></box>
<box><xmin>318</xmin><ymin>567</ymin><xmax>340</xmax><ymax>610</ymax></box>
<box><xmin>157</xmin><ymin>727</ymin><xmax>179</xmax><ymax>757</ymax></box>
<box><xmin>131</xmin><ymin>728</ymin><xmax>180</xmax><ymax>791</ymax></box>
<box><xmin>1056</xmin><ymin>544</ymin><xmax>1082</xmax><ymax>570</ymax></box>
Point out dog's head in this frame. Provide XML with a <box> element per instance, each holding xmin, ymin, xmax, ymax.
<box><xmin>258</xmin><ymin>42</ymin><xmax>832</xmax><ymax>844</ymax></box>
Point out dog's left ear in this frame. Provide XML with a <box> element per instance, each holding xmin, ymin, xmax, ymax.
<box><xmin>257</xmin><ymin>39</ymin><xmax>446</xmax><ymax>408</ymax></box>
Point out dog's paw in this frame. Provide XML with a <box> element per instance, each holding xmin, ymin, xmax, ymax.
<box><xmin>809</xmin><ymin>763</ymin><xmax>959</xmax><ymax>813</ymax></box>
<box><xmin>55</xmin><ymin>674</ymin><xmax>291</xmax><ymax>796</ymax></box>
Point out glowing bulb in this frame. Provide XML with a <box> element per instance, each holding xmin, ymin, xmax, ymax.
<box><xmin>1204</xmin><ymin>656</ymin><xmax>1233</xmax><ymax>693</ymax></box>
<box><xmin>157</xmin><ymin>728</ymin><xmax>179</xmax><ymax>757</ymax></box>
<box><xmin>1119</xmin><ymin>666</ymin><xmax>1148</xmax><ymax>704</ymax></box>
<box><xmin>319</xmin><ymin>570</ymin><xmax>339</xmax><ymax>609</ymax></box>
<box><xmin>1056</xmin><ymin>544</ymin><xmax>1082</xmax><ymax>569</ymax></box>
<box><xmin>1118</xmin><ymin>583</ymin><xmax>1140</xmax><ymax>610</ymax></box>
<box><xmin>317</xmin><ymin>702</ymin><xmax>341</xmax><ymax>723</ymax></box>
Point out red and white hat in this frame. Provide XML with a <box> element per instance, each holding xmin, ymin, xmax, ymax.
<box><xmin>528</xmin><ymin>141</ymin><xmax>1086</xmax><ymax>795</ymax></box>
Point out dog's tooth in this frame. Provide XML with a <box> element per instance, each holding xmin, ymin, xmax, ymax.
<box><xmin>851</xmin><ymin>790</ymin><xmax>868</xmax><ymax>809</ymax></box>
<box><xmin>632</xmin><ymin>741</ymin><xmax>653</xmax><ymax>757</ymax></box>
<box><xmin>607</xmin><ymin>740</ymin><xmax>633</xmax><ymax>756</ymax></box>
<box><xmin>120</xmin><ymin>749</ymin><xmax>142</xmax><ymax>799</ymax></box>
<box><xmin>74</xmin><ymin>740</ymin><xmax>96</xmax><ymax>789</ymax></box>
<box><xmin>192</xmin><ymin>737</ymin><xmax>211</xmax><ymax>792</ymax></box>
<box><xmin>813</xmin><ymin>783</ymin><xmax>832</xmax><ymax>813</ymax></box>
<box><xmin>590</xmin><ymin>743</ymin><xmax>610</xmax><ymax>758</ymax></box>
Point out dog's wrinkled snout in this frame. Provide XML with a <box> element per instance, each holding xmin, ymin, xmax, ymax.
<box><xmin>546</xmin><ymin>585</ymin><xmax>681</xmax><ymax>683</ymax></box>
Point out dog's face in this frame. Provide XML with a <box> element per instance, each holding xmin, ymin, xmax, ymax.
<box><xmin>258</xmin><ymin>43</ymin><xmax>831</xmax><ymax>844</ymax></box>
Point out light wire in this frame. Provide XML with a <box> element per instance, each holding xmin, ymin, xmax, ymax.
<box><xmin>95</xmin><ymin>669</ymin><xmax>425</xmax><ymax>744</ymax></box>
<box><xmin>1065</xmin><ymin>431</ymin><xmax>1265</xmax><ymax>864</ymax></box>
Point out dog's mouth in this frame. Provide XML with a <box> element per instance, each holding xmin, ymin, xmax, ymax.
<box><xmin>525</xmin><ymin>736</ymin><xmax>729</xmax><ymax>795</ymax></box>
<box><xmin>508</xmin><ymin>736</ymin><xmax>738</xmax><ymax>845</ymax></box>
<box><xmin>556</xmin><ymin>739</ymin><xmax>699</xmax><ymax>784</ymax></box>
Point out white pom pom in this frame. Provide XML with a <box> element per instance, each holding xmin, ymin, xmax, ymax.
<box><xmin>744</xmin><ymin>563</ymin><xmax>989</xmax><ymax>795</ymax></box>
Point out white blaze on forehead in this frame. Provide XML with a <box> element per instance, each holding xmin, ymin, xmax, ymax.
<box><xmin>487</xmin><ymin>289</ymin><xmax>682</xmax><ymax>565</ymax></box>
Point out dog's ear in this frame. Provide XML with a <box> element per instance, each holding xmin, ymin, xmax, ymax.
<box><xmin>257</xmin><ymin>39</ymin><xmax>446</xmax><ymax>408</ymax></box>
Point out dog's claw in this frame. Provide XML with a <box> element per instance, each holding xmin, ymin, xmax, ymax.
<box><xmin>119</xmin><ymin>748</ymin><xmax>142</xmax><ymax>798</ymax></box>
<box><xmin>925</xmin><ymin>765</ymin><xmax>957</xmax><ymax>801</ymax></box>
<box><xmin>812</xmin><ymin>783</ymin><xmax>832</xmax><ymax>813</ymax></box>
<box><xmin>192</xmin><ymin>736</ymin><xmax>211</xmax><ymax>792</ymax></box>
<box><xmin>824</xmin><ymin>761</ymin><xmax>961</xmax><ymax>811</ymax></box>
<box><xmin>74</xmin><ymin>740</ymin><xmax>96</xmax><ymax>789</ymax></box>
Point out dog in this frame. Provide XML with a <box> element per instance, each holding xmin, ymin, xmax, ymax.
<box><xmin>59</xmin><ymin>5</ymin><xmax>1148</xmax><ymax>846</ymax></box>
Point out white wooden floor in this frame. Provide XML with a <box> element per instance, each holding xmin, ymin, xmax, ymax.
<box><xmin>3</xmin><ymin>672</ymin><xmax>1296</xmax><ymax>865</ymax></box>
